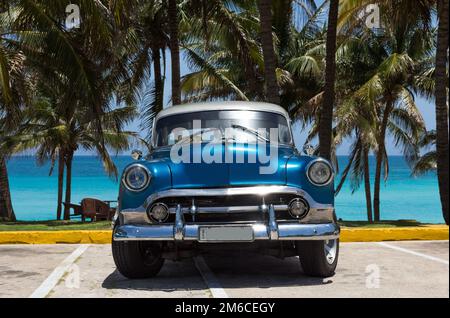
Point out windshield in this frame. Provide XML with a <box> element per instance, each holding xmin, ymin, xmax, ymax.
<box><xmin>154</xmin><ymin>110</ymin><xmax>292</xmax><ymax>147</ymax></box>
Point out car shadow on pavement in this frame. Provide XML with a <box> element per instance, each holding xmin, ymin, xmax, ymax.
<box><xmin>200</xmin><ymin>251</ymin><xmax>332</xmax><ymax>289</ymax></box>
<box><xmin>102</xmin><ymin>251</ymin><xmax>330</xmax><ymax>292</ymax></box>
<box><xmin>101</xmin><ymin>259</ymin><xmax>208</xmax><ymax>292</ymax></box>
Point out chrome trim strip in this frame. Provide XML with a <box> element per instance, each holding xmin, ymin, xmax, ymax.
<box><xmin>113</xmin><ymin>223</ymin><xmax>340</xmax><ymax>242</ymax></box>
<box><xmin>167</xmin><ymin>204</ymin><xmax>288</xmax><ymax>214</ymax></box>
<box><xmin>120</xmin><ymin>206</ymin><xmax>334</xmax><ymax>225</ymax></box>
<box><xmin>174</xmin><ymin>204</ymin><xmax>184</xmax><ymax>241</ymax></box>
<box><xmin>120</xmin><ymin>186</ymin><xmax>335</xmax><ymax>225</ymax></box>
<box><xmin>268</xmin><ymin>204</ymin><xmax>279</xmax><ymax>240</ymax></box>
<box><xmin>143</xmin><ymin>186</ymin><xmax>332</xmax><ymax>210</ymax></box>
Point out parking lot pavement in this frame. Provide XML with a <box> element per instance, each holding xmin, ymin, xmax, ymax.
<box><xmin>0</xmin><ymin>240</ymin><xmax>448</xmax><ymax>298</ymax></box>
<box><xmin>202</xmin><ymin>241</ymin><xmax>449</xmax><ymax>298</ymax></box>
<box><xmin>49</xmin><ymin>245</ymin><xmax>209</xmax><ymax>298</ymax></box>
<box><xmin>0</xmin><ymin>244</ymin><xmax>78</xmax><ymax>298</ymax></box>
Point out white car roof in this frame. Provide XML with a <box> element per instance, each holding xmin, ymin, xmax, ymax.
<box><xmin>155</xmin><ymin>101</ymin><xmax>289</xmax><ymax>121</ymax></box>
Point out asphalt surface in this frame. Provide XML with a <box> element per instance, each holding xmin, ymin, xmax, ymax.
<box><xmin>0</xmin><ymin>241</ymin><xmax>448</xmax><ymax>298</ymax></box>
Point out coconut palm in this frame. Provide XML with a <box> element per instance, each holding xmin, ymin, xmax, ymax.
<box><xmin>1</xmin><ymin>0</ymin><xmax>140</xmax><ymax>220</ymax></box>
<box><xmin>3</xmin><ymin>99</ymin><xmax>138</xmax><ymax>220</ymax></box>
<box><xmin>319</xmin><ymin>0</ymin><xmax>339</xmax><ymax>161</ymax></box>
<box><xmin>338</xmin><ymin>0</ymin><xmax>447</xmax><ymax>223</ymax></box>
<box><xmin>435</xmin><ymin>0</ymin><xmax>449</xmax><ymax>224</ymax></box>
<box><xmin>181</xmin><ymin>0</ymin><xmax>326</xmax><ymax>108</ymax></box>
<box><xmin>336</xmin><ymin>3</ymin><xmax>433</xmax><ymax>221</ymax></box>
<box><xmin>0</xmin><ymin>8</ymin><xmax>30</xmax><ymax>221</ymax></box>
<box><xmin>180</xmin><ymin>0</ymin><xmax>263</xmax><ymax>102</ymax></box>
<box><xmin>126</xmin><ymin>0</ymin><xmax>168</xmax><ymax>139</ymax></box>
<box><xmin>412</xmin><ymin>130</ymin><xmax>437</xmax><ymax>176</ymax></box>
<box><xmin>257</xmin><ymin>0</ymin><xmax>280</xmax><ymax>104</ymax></box>
<box><xmin>168</xmin><ymin>0</ymin><xmax>181</xmax><ymax>105</ymax></box>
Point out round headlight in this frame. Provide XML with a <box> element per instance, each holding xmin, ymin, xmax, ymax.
<box><xmin>147</xmin><ymin>203</ymin><xmax>169</xmax><ymax>223</ymax></box>
<box><xmin>289</xmin><ymin>198</ymin><xmax>309</xmax><ymax>219</ymax></box>
<box><xmin>307</xmin><ymin>159</ymin><xmax>333</xmax><ymax>186</ymax></box>
<box><xmin>123</xmin><ymin>164</ymin><xmax>151</xmax><ymax>191</ymax></box>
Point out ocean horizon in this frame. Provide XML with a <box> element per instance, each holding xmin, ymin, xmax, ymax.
<box><xmin>6</xmin><ymin>155</ymin><xmax>444</xmax><ymax>223</ymax></box>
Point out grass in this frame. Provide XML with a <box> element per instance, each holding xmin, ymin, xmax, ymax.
<box><xmin>0</xmin><ymin>219</ymin><xmax>444</xmax><ymax>231</ymax></box>
<box><xmin>0</xmin><ymin>220</ymin><xmax>112</xmax><ymax>231</ymax></box>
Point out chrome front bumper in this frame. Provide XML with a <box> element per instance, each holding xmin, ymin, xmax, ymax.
<box><xmin>113</xmin><ymin>203</ymin><xmax>339</xmax><ymax>242</ymax></box>
<box><xmin>119</xmin><ymin>186</ymin><xmax>336</xmax><ymax>225</ymax></box>
<box><xmin>113</xmin><ymin>222</ymin><xmax>340</xmax><ymax>242</ymax></box>
<box><xmin>114</xmin><ymin>186</ymin><xmax>339</xmax><ymax>242</ymax></box>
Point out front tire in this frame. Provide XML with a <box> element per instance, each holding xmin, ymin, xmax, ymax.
<box><xmin>297</xmin><ymin>239</ymin><xmax>339</xmax><ymax>278</ymax></box>
<box><xmin>112</xmin><ymin>239</ymin><xmax>164</xmax><ymax>279</ymax></box>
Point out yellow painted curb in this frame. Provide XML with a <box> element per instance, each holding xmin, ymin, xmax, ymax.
<box><xmin>0</xmin><ymin>226</ymin><xmax>447</xmax><ymax>244</ymax></box>
<box><xmin>340</xmin><ymin>225</ymin><xmax>449</xmax><ymax>242</ymax></box>
<box><xmin>0</xmin><ymin>230</ymin><xmax>112</xmax><ymax>244</ymax></box>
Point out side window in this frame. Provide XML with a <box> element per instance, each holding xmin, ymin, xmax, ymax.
<box><xmin>278</xmin><ymin>123</ymin><xmax>291</xmax><ymax>144</ymax></box>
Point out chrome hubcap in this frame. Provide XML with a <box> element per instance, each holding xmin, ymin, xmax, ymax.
<box><xmin>324</xmin><ymin>239</ymin><xmax>337</xmax><ymax>265</ymax></box>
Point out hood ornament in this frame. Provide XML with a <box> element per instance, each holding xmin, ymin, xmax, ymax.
<box><xmin>131</xmin><ymin>149</ymin><xmax>143</xmax><ymax>160</ymax></box>
<box><xmin>302</xmin><ymin>143</ymin><xmax>315</xmax><ymax>156</ymax></box>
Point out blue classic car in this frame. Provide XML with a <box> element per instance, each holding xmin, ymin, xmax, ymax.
<box><xmin>112</xmin><ymin>101</ymin><xmax>339</xmax><ymax>278</ymax></box>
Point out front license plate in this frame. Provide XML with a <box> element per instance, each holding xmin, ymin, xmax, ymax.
<box><xmin>199</xmin><ymin>226</ymin><xmax>254</xmax><ymax>242</ymax></box>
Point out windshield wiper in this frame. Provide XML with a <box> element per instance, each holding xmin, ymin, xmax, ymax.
<box><xmin>231</xmin><ymin>124</ymin><xmax>270</xmax><ymax>142</ymax></box>
<box><xmin>177</xmin><ymin>128</ymin><xmax>221</xmax><ymax>144</ymax></box>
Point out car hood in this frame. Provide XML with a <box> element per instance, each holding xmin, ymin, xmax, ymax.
<box><xmin>149</xmin><ymin>143</ymin><xmax>296</xmax><ymax>188</ymax></box>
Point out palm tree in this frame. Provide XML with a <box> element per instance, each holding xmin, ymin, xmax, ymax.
<box><xmin>318</xmin><ymin>0</ymin><xmax>339</xmax><ymax>161</ymax></box>
<box><xmin>127</xmin><ymin>1</ymin><xmax>168</xmax><ymax>138</ymax></box>
<box><xmin>435</xmin><ymin>0</ymin><xmax>449</xmax><ymax>224</ymax></box>
<box><xmin>181</xmin><ymin>0</ymin><xmax>326</xmax><ymax>109</ymax></box>
<box><xmin>168</xmin><ymin>0</ymin><xmax>181</xmax><ymax>105</ymax></box>
<box><xmin>413</xmin><ymin>130</ymin><xmax>437</xmax><ymax>176</ymax></box>
<box><xmin>338</xmin><ymin>0</ymin><xmax>445</xmax><ymax>223</ymax></box>
<box><xmin>0</xmin><ymin>8</ymin><xmax>30</xmax><ymax>221</ymax></box>
<box><xmin>337</xmin><ymin>137</ymin><xmax>375</xmax><ymax>222</ymax></box>
<box><xmin>2</xmin><ymin>0</ymin><xmax>140</xmax><ymax>220</ymax></box>
<box><xmin>5</xmin><ymin>101</ymin><xmax>138</xmax><ymax>220</ymax></box>
<box><xmin>0</xmin><ymin>66</ymin><xmax>17</xmax><ymax>221</ymax></box>
<box><xmin>336</xmin><ymin>2</ymin><xmax>434</xmax><ymax>221</ymax></box>
<box><xmin>180</xmin><ymin>0</ymin><xmax>263</xmax><ymax>102</ymax></box>
<box><xmin>257</xmin><ymin>0</ymin><xmax>280</xmax><ymax>104</ymax></box>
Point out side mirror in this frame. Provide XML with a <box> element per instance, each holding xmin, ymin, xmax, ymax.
<box><xmin>302</xmin><ymin>144</ymin><xmax>314</xmax><ymax>156</ymax></box>
<box><xmin>131</xmin><ymin>149</ymin><xmax>143</xmax><ymax>160</ymax></box>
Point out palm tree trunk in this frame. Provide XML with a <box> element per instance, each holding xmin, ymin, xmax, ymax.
<box><xmin>373</xmin><ymin>100</ymin><xmax>394</xmax><ymax>222</ymax></box>
<box><xmin>0</xmin><ymin>155</ymin><xmax>16</xmax><ymax>221</ymax></box>
<box><xmin>63</xmin><ymin>151</ymin><xmax>74</xmax><ymax>220</ymax></box>
<box><xmin>257</xmin><ymin>0</ymin><xmax>280</xmax><ymax>104</ymax></box>
<box><xmin>363</xmin><ymin>148</ymin><xmax>373</xmax><ymax>223</ymax></box>
<box><xmin>56</xmin><ymin>150</ymin><xmax>64</xmax><ymax>220</ymax></box>
<box><xmin>435</xmin><ymin>0</ymin><xmax>449</xmax><ymax>225</ymax></box>
<box><xmin>319</xmin><ymin>0</ymin><xmax>339</xmax><ymax>161</ymax></box>
<box><xmin>168</xmin><ymin>0</ymin><xmax>181</xmax><ymax>105</ymax></box>
<box><xmin>153</xmin><ymin>48</ymin><xmax>164</xmax><ymax>114</ymax></box>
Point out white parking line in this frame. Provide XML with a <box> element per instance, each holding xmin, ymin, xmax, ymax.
<box><xmin>193</xmin><ymin>256</ymin><xmax>229</xmax><ymax>298</ymax></box>
<box><xmin>29</xmin><ymin>244</ymin><xmax>90</xmax><ymax>298</ymax></box>
<box><xmin>377</xmin><ymin>242</ymin><xmax>449</xmax><ymax>265</ymax></box>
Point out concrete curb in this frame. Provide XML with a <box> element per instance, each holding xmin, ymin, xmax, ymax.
<box><xmin>0</xmin><ymin>226</ymin><xmax>447</xmax><ymax>244</ymax></box>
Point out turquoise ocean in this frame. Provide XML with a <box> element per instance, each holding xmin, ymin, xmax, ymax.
<box><xmin>6</xmin><ymin>155</ymin><xmax>444</xmax><ymax>223</ymax></box>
